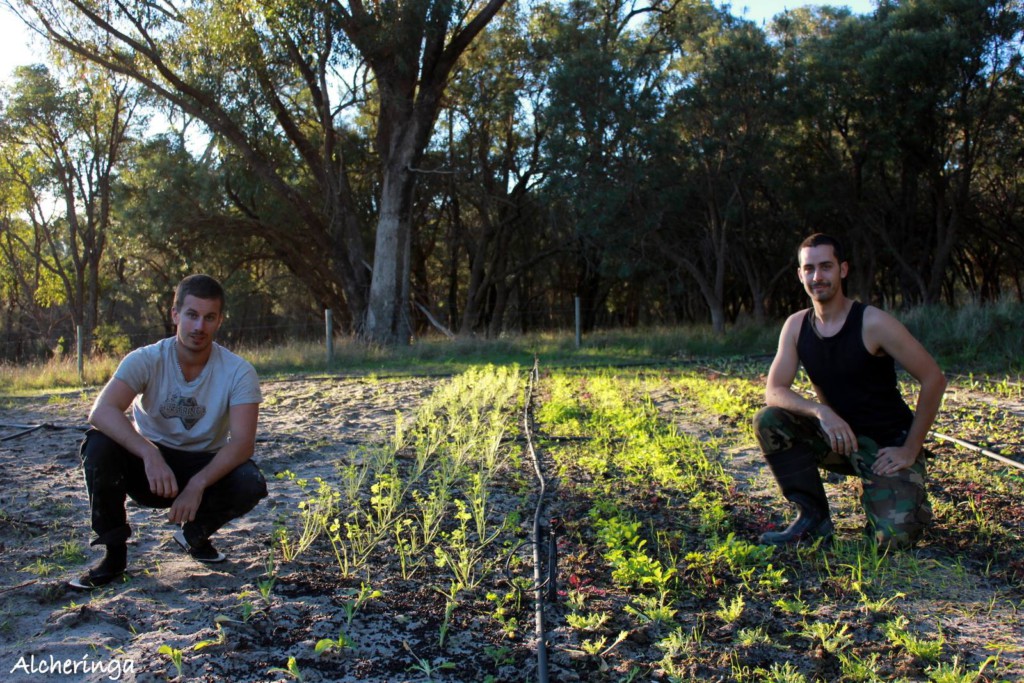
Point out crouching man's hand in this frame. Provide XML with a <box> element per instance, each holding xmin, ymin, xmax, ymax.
<box><xmin>168</xmin><ymin>482</ymin><xmax>204</xmax><ymax>524</ymax></box>
<box><xmin>143</xmin><ymin>449</ymin><xmax>178</xmax><ymax>498</ymax></box>
<box><xmin>872</xmin><ymin>445</ymin><xmax>917</xmax><ymax>476</ymax></box>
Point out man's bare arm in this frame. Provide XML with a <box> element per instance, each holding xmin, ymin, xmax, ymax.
<box><xmin>865</xmin><ymin>308</ymin><xmax>947</xmax><ymax>474</ymax></box>
<box><xmin>88</xmin><ymin>378</ymin><xmax>178</xmax><ymax>498</ymax></box>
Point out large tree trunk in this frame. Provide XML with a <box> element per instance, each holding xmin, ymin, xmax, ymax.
<box><xmin>348</xmin><ymin>0</ymin><xmax>510</xmax><ymax>344</ymax></box>
<box><xmin>366</xmin><ymin>161</ymin><xmax>417</xmax><ymax>344</ymax></box>
<box><xmin>21</xmin><ymin>0</ymin><xmax>508</xmax><ymax>346</ymax></box>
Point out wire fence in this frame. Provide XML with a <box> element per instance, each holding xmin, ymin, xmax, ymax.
<box><xmin>0</xmin><ymin>298</ymin><xmax>615</xmax><ymax>365</ymax></box>
<box><xmin>0</xmin><ymin>322</ymin><xmax>322</xmax><ymax>361</ymax></box>
<box><xmin>0</xmin><ymin>299</ymin><xmax>602</xmax><ymax>369</ymax></box>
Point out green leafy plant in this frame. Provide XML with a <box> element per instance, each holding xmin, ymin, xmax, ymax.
<box><xmin>774</xmin><ymin>592</ymin><xmax>810</xmax><ymax>616</ymax></box>
<box><xmin>656</xmin><ymin>623</ymin><xmax>705</xmax><ymax>660</ymax></box>
<box><xmin>486</xmin><ymin>576</ymin><xmax>530</xmax><ymax>638</ymax></box>
<box><xmin>593</xmin><ymin>512</ymin><xmax>677</xmax><ymax>590</ymax></box>
<box><xmin>267</xmin><ymin>656</ymin><xmax>304</xmax><ymax>681</ymax></box>
<box><xmin>566</xmin><ymin>611</ymin><xmax>611</xmax><ymax>631</ymax></box>
<box><xmin>925</xmin><ymin>655</ymin><xmax>997</xmax><ymax>683</ymax></box>
<box><xmin>753</xmin><ymin>661</ymin><xmax>808</xmax><ymax>683</ymax></box>
<box><xmin>484</xmin><ymin>645</ymin><xmax>515</xmax><ymax>667</ymax></box>
<box><xmin>157</xmin><ymin>644</ymin><xmax>184</xmax><ymax>680</ymax></box>
<box><xmin>315</xmin><ymin>628</ymin><xmax>356</xmax><ymax>656</ymax></box>
<box><xmin>257</xmin><ymin>553</ymin><xmax>277</xmax><ymax>605</ymax></box>
<box><xmin>341</xmin><ymin>582</ymin><xmax>382</xmax><ymax>626</ymax></box>
<box><xmin>403</xmin><ymin>641</ymin><xmax>456</xmax><ymax>680</ymax></box>
<box><xmin>437</xmin><ymin>595</ymin><xmax>458</xmax><ymax>649</ymax></box>
<box><xmin>624</xmin><ymin>591</ymin><xmax>677</xmax><ymax>626</ymax></box>
<box><xmin>433</xmin><ymin>498</ymin><xmax>496</xmax><ymax>592</ymax></box>
<box><xmin>883</xmin><ymin>616</ymin><xmax>944</xmax><ymax>662</ymax></box>
<box><xmin>736</xmin><ymin>626</ymin><xmax>771</xmax><ymax>646</ymax></box>
<box><xmin>716</xmin><ymin>594</ymin><xmax>745</xmax><ymax>624</ymax></box>
<box><xmin>801</xmin><ymin>619</ymin><xmax>853</xmax><ymax>654</ymax></box>
<box><xmin>574</xmin><ymin>631</ymin><xmax>629</xmax><ymax>673</ymax></box>
<box><xmin>192</xmin><ymin>625</ymin><xmax>227</xmax><ymax>652</ymax></box>
<box><xmin>838</xmin><ymin>651</ymin><xmax>883</xmax><ymax>682</ymax></box>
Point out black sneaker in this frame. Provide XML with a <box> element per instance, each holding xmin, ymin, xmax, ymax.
<box><xmin>173</xmin><ymin>529</ymin><xmax>226</xmax><ymax>563</ymax></box>
<box><xmin>68</xmin><ymin>545</ymin><xmax>127</xmax><ymax>590</ymax></box>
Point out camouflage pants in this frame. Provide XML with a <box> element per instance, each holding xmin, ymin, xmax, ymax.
<box><xmin>753</xmin><ymin>406</ymin><xmax>932</xmax><ymax>548</ymax></box>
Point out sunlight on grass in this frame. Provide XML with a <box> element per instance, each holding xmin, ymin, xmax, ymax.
<box><xmin>0</xmin><ymin>356</ymin><xmax>118</xmax><ymax>393</ymax></box>
<box><xmin>3</xmin><ymin>298</ymin><xmax>1021</xmax><ymax>393</ymax></box>
<box><xmin>0</xmin><ymin>325</ymin><xmax>780</xmax><ymax>393</ymax></box>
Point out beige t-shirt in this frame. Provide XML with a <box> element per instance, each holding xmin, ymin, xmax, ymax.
<box><xmin>114</xmin><ymin>337</ymin><xmax>261</xmax><ymax>452</ymax></box>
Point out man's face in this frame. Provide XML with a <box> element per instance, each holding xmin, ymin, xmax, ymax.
<box><xmin>171</xmin><ymin>295</ymin><xmax>223</xmax><ymax>354</ymax></box>
<box><xmin>798</xmin><ymin>244</ymin><xmax>848</xmax><ymax>303</ymax></box>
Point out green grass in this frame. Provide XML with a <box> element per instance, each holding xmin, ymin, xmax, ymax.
<box><xmin>901</xmin><ymin>298</ymin><xmax>1024</xmax><ymax>373</ymax></box>
<box><xmin>0</xmin><ymin>325</ymin><xmax>777</xmax><ymax>394</ymax></box>
<box><xmin>1</xmin><ymin>299</ymin><xmax>1021</xmax><ymax>393</ymax></box>
<box><xmin>0</xmin><ymin>355</ymin><xmax>119</xmax><ymax>394</ymax></box>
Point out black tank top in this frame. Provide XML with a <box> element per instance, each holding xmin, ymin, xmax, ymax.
<box><xmin>797</xmin><ymin>301</ymin><xmax>913</xmax><ymax>441</ymax></box>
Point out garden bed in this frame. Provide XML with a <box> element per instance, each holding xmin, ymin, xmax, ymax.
<box><xmin>0</xmin><ymin>362</ymin><xmax>1021</xmax><ymax>682</ymax></box>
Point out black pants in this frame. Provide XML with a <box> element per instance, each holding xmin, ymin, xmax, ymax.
<box><xmin>80</xmin><ymin>429</ymin><xmax>268</xmax><ymax>547</ymax></box>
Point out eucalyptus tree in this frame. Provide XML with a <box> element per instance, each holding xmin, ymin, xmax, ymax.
<box><xmin>534</xmin><ymin>0</ymin><xmax>676</xmax><ymax>331</ymax></box>
<box><xmin>0</xmin><ymin>185</ymin><xmax>59</xmax><ymax>357</ymax></box>
<box><xmin>9</xmin><ymin>0</ymin><xmax>508</xmax><ymax>344</ymax></box>
<box><xmin>0</xmin><ymin>63</ymin><xmax>142</xmax><ymax>351</ymax></box>
<box><xmin>656</xmin><ymin>7</ymin><xmax>785</xmax><ymax>332</ymax></box>
<box><xmin>777</xmin><ymin>0</ymin><xmax>1024</xmax><ymax>306</ymax></box>
<box><xmin>111</xmin><ymin>133</ymin><xmax>310</xmax><ymax>341</ymax></box>
<box><xmin>766</xmin><ymin>5</ymin><xmax>884</xmax><ymax>303</ymax></box>
<box><xmin>430</xmin><ymin>3</ymin><xmax>550</xmax><ymax>336</ymax></box>
<box><xmin>969</xmin><ymin>65</ymin><xmax>1024</xmax><ymax>301</ymax></box>
<box><xmin>862</xmin><ymin>0</ymin><xmax>1023</xmax><ymax>305</ymax></box>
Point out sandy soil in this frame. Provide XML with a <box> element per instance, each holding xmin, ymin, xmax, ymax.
<box><xmin>1</xmin><ymin>372</ymin><xmax>1022</xmax><ymax>682</ymax></box>
<box><xmin>0</xmin><ymin>377</ymin><xmax>444</xmax><ymax>682</ymax></box>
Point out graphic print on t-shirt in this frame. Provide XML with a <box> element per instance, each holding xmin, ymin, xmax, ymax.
<box><xmin>159</xmin><ymin>391</ymin><xmax>207</xmax><ymax>429</ymax></box>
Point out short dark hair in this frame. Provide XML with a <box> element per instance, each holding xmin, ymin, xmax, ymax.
<box><xmin>798</xmin><ymin>233</ymin><xmax>845</xmax><ymax>264</ymax></box>
<box><xmin>174</xmin><ymin>274</ymin><xmax>226</xmax><ymax>312</ymax></box>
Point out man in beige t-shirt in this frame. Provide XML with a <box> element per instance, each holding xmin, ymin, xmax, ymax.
<box><xmin>70</xmin><ymin>275</ymin><xmax>266</xmax><ymax>590</ymax></box>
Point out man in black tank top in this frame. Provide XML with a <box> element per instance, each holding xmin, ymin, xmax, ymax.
<box><xmin>753</xmin><ymin>234</ymin><xmax>946</xmax><ymax>549</ymax></box>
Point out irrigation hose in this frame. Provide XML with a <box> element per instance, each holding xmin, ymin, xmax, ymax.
<box><xmin>0</xmin><ymin>580</ymin><xmax>38</xmax><ymax>595</ymax></box>
<box><xmin>0</xmin><ymin>422</ymin><xmax>88</xmax><ymax>441</ymax></box>
<box><xmin>793</xmin><ymin>390</ymin><xmax>1024</xmax><ymax>473</ymax></box>
<box><xmin>547</xmin><ymin>518</ymin><xmax>562</xmax><ymax>603</ymax></box>
<box><xmin>0</xmin><ymin>424</ymin><xmax>46</xmax><ymax>441</ymax></box>
<box><xmin>523</xmin><ymin>357</ymin><xmax>550</xmax><ymax>683</ymax></box>
<box><xmin>931</xmin><ymin>431</ymin><xmax>1024</xmax><ymax>472</ymax></box>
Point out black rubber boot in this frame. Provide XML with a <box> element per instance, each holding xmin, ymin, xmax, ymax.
<box><xmin>68</xmin><ymin>543</ymin><xmax>127</xmax><ymax>590</ymax></box>
<box><xmin>759</xmin><ymin>447</ymin><xmax>834</xmax><ymax>546</ymax></box>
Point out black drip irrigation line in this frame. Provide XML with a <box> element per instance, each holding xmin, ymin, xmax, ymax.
<box><xmin>0</xmin><ymin>579</ymin><xmax>38</xmax><ymax>595</ymax></box>
<box><xmin>796</xmin><ymin>389</ymin><xmax>1024</xmax><ymax>474</ymax></box>
<box><xmin>523</xmin><ymin>356</ymin><xmax>552</xmax><ymax>683</ymax></box>
<box><xmin>0</xmin><ymin>422</ymin><xmax>88</xmax><ymax>442</ymax></box>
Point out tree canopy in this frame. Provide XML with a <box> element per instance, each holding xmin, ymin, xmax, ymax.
<box><xmin>1</xmin><ymin>0</ymin><xmax>1022</xmax><ymax>356</ymax></box>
